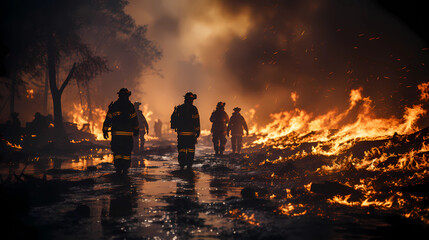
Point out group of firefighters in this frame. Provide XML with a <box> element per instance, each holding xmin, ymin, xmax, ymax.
<box><xmin>102</xmin><ymin>88</ymin><xmax>249</xmax><ymax>173</ymax></box>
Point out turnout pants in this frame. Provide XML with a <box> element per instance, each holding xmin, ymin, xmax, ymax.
<box><xmin>212</xmin><ymin>133</ymin><xmax>227</xmax><ymax>154</ymax></box>
<box><xmin>177</xmin><ymin>134</ymin><xmax>196</xmax><ymax>168</ymax></box>
<box><xmin>111</xmin><ymin>134</ymin><xmax>133</xmax><ymax>172</ymax></box>
<box><xmin>231</xmin><ymin>135</ymin><xmax>243</xmax><ymax>153</ymax></box>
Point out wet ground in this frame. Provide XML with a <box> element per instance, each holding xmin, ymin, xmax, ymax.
<box><xmin>2</xmin><ymin>140</ymin><xmax>245</xmax><ymax>239</ymax></box>
<box><xmin>2</xmin><ymin>138</ymin><xmax>429</xmax><ymax>239</ymax></box>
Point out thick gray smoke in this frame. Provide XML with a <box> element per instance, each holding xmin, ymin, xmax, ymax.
<box><xmin>126</xmin><ymin>0</ymin><xmax>429</xmax><ymax>130</ymax></box>
<box><xmin>217</xmin><ymin>0</ymin><xmax>429</xmax><ymax>118</ymax></box>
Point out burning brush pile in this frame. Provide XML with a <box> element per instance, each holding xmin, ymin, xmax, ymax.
<box><xmin>238</xmin><ymin>87</ymin><xmax>429</xmax><ymax>225</ymax></box>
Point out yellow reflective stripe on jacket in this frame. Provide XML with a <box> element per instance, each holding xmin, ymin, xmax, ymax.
<box><xmin>130</xmin><ymin>112</ymin><xmax>137</xmax><ymax>118</ymax></box>
<box><xmin>113</xmin><ymin>131</ymin><xmax>133</xmax><ymax>136</ymax></box>
<box><xmin>178</xmin><ymin>132</ymin><xmax>195</xmax><ymax>136</ymax></box>
<box><xmin>192</xmin><ymin>114</ymin><xmax>199</xmax><ymax>119</ymax></box>
<box><xmin>178</xmin><ymin>148</ymin><xmax>195</xmax><ymax>153</ymax></box>
<box><xmin>112</xmin><ymin>111</ymin><xmax>121</xmax><ymax>116</ymax></box>
<box><xmin>114</xmin><ymin>155</ymin><xmax>131</xmax><ymax>160</ymax></box>
<box><xmin>107</xmin><ymin>113</ymin><xmax>113</xmax><ymax>118</ymax></box>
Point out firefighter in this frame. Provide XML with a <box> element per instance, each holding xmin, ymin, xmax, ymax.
<box><xmin>103</xmin><ymin>88</ymin><xmax>139</xmax><ymax>174</ymax></box>
<box><xmin>170</xmin><ymin>92</ymin><xmax>200</xmax><ymax>170</ymax></box>
<box><xmin>210</xmin><ymin>102</ymin><xmax>229</xmax><ymax>156</ymax></box>
<box><xmin>227</xmin><ymin>107</ymin><xmax>249</xmax><ymax>154</ymax></box>
<box><xmin>133</xmin><ymin>102</ymin><xmax>149</xmax><ymax>153</ymax></box>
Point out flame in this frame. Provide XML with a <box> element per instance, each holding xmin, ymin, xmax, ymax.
<box><xmin>291</xmin><ymin>91</ymin><xmax>298</xmax><ymax>105</ymax></box>
<box><xmin>418</xmin><ymin>82</ymin><xmax>429</xmax><ymax>101</ymax></box>
<box><xmin>140</xmin><ymin>103</ymin><xmax>153</xmax><ymax>123</ymax></box>
<box><xmin>67</xmin><ymin>103</ymin><xmax>106</xmax><ymax>140</ymax></box>
<box><xmin>253</xmin><ymin>88</ymin><xmax>426</xmax><ymax>157</ymax></box>
<box><xmin>26</xmin><ymin>89</ymin><xmax>34</xmax><ymax>99</ymax></box>
<box><xmin>67</xmin><ymin>103</ymin><xmax>156</xmax><ymax>140</ymax></box>
<box><xmin>243</xmin><ymin>108</ymin><xmax>258</xmax><ymax>134</ymax></box>
<box><xmin>238</xmin><ymin>85</ymin><xmax>429</xmax><ymax>224</ymax></box>
<box><xmin>228</xmin><ymin>209</ymin><xmax>260</xmax><ymax>226</ymax></box>
<box><xmin>5</xmin><ymin>140</ymin><xmax>22</xmax><ymax>150</ymax></box>
<box><xmin>277</xmin><ymin>203</ymin><xmax>307</xmax><ymax>216</ymax></box>
<box><xmin>328</xmin><ymin>194</ymin><xmax>395</xmax><ymax>208</ymax></box>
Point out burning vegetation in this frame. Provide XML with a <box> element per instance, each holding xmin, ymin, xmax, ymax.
<box><xmin>225</xmin><ymin>84</ymin><xmax>429</xmax><ymax>228</ymax></box>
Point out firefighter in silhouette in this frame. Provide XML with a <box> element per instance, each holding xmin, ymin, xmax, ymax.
<box><xmin>103</xmin><ymin>88</ymin><xmax>139</xmax><ymax>174</ymax></box>
<box><xmin>133</xmin><ymin>102</ymin><xmax>149</xmax><ymax>153</ymax></box>
<box><xmin>227</xmin><ymin>107</ymin><xmax>249</xmax><ymax>154</ymax></box>
<box><xmin>210</xmin><ymin>102</ymin><xmax>229</xmax><ymax>156</ymax></box>
<box><xmin>170</xmin><ymin>92</ymin><xmax>200</xmax><ymax>170</ymax></box>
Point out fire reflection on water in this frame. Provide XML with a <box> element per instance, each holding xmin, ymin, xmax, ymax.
<box><xmin>0</xmin><ymin>150</ymin><xmax>243</xmax><ymax>238</ymax></box>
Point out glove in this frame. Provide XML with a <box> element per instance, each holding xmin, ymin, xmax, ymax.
<box><xmin>103</xmin><ymin>131</ymin><xmax>109</xmax><ymax>139</ymax></box>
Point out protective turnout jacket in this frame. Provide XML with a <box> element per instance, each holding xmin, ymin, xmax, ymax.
<box><xmin>103</xmin><ymin>99</ymin><xmax>139</xmax><ymax>136</ymax></box>
<box><xmin>210</xmin><ymin>109</ymin><xmax>229</xmax><ymax>134</ymax></box>
<box><xmin>227</xmin><ymin>112</ymin><xmax>248</xmax><ymax>136</ymax></box>
<box><xmin>136</xmin><ymin>109</ymin><xmax>149</xmax><ymax>134</ymax></box>
<box><xmin>171</xmin><ymin>103</ymin><xmax>200</xmax><ymax>137</ymax></box>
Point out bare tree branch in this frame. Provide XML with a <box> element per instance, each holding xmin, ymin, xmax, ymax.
<box><xmin>59</xmin><ymin>62</ymin><xmax>76</xmax><ymax>94</ymax></box>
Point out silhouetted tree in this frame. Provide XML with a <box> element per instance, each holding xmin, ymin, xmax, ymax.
<box><xmin>1</xmin><ymin>0</ymin><xmax>161</xmax><ymax>142</ymax></box>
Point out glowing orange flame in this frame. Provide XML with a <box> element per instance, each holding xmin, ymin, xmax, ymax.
<box><xmin>253</xmin><ymin>88</ymin><xmax>426</xmax><ymax>157</ymax></box>
<box><xmin>228</xmin><ymin>209</ymin><xmax>260</xmax><ymax>226</ymax></box>
<box><xmin>277</xmin><ymin>203</ymin><xmax>307</xmax><ymax>216</ymax></box>
<box><xmin>67</xmin><ymin>103</ymin><xmax>106</xmax><ymax>140</ymax></box>
<box><xmin>418</xmin><ymin>82</ymin><xmax>429</xmax><ymax>101</ymax></box>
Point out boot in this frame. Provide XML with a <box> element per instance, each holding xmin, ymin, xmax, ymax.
<box><xmin>214</xmin><ymin>145</ymin><xmax>220</xmax><ymax>156</ymax></box>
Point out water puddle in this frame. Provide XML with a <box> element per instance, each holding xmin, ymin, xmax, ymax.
<box><xmin>2</xmin><ymin>143</ymin><xmax>242</xmax><ymax>239</ymax></box>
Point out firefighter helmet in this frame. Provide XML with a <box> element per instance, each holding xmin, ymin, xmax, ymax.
<box><xmin>184</xmin><ymin>92</ymin><xmax>197</xmax><ymax>100</ymax></box>
<box><xmin>134</xmin><ymin>101</ymin><xmax>141</xmax><ymax>106</ymax></box>
<box><xmin>233</xmin><ymin>107</ymin><xmax>241</xmax><ymax>112</ymax></box>
<box><xmin>117</xmin><ymin>88</ymin><xmax>131</xmax><ymax>96</ymax></box>
<box><xmin>216</xmin><ymin>102</ymin><xmax>225</xmax><ymax>108</ymax></box>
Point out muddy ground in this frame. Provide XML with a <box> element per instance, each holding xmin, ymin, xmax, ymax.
<box><xmin>1</xmin><ymin>136</ymin><xmax>429</xmax><ymax>239</ymax></box>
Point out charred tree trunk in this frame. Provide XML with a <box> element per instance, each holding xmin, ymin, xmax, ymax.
<box><xmin>43</xmin><ymin>68</ymin><xmax>49</xmax><ymax>115</ymax></box>
<box><xmin>47</xmin><ymin>37</ymin><xmax>66</xmax><ymax>142</ymax></box>
<box><xmin>47</xmin><ymin>35</ymin><xmax>76</xmax><ymax>143</ymax></box>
